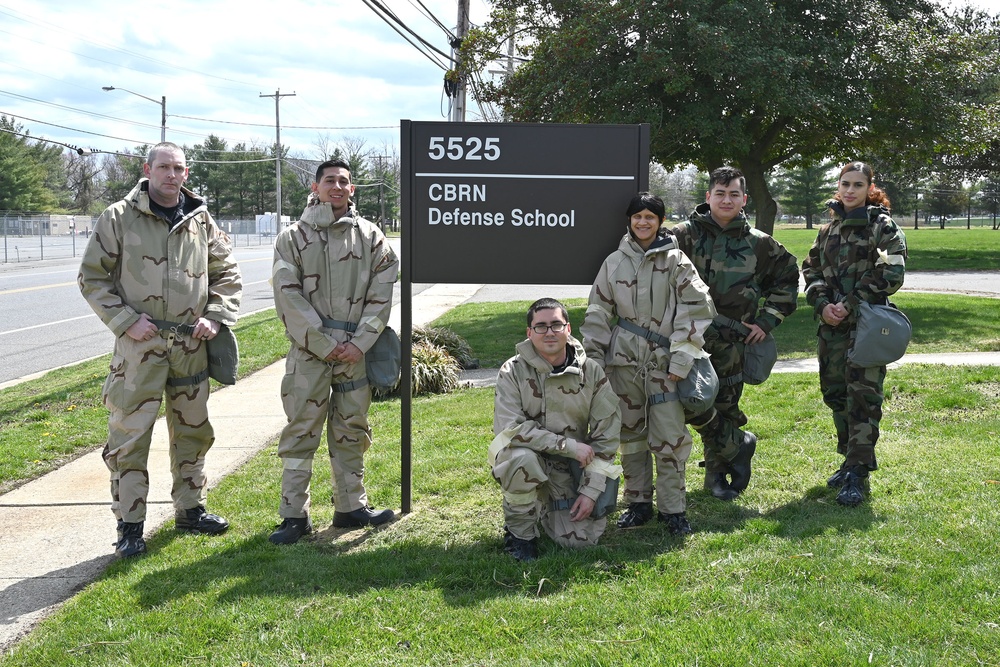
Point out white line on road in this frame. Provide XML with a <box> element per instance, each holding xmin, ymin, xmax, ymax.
<box><xmin>0</xmin><ymin>314</ymin><xmax>96</xmax><ymax>336</ymax></box>
<box><xmin>0</xmin><ymin>281</ymin><xmax>77</xmax><ymax>295</ymax></box>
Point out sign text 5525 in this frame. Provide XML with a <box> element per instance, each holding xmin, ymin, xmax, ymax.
<box><xmin>427</xmin><ymin>136</ymin><xmax>500</xmax><ymax>161</ymax></box>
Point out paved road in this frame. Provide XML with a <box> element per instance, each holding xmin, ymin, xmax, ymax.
<box><xmin>0</xmin><ymin>239</ymin><xmax>433</xmax><ymax>388</ymax></box>
<box><xmin>0</xmin><ymin>247</ymin><xmax>276</xmax><ymax>386</ymax></box>
<box><xmin>2</xmin><ymin>238</ymin><xmax>996</xmax><ymax>388</ymax></box>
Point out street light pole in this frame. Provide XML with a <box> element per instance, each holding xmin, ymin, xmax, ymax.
<box><xmin>102</xmin><ymin>86</ymin><xmax>167</xmax><ymax>142</ymax></box>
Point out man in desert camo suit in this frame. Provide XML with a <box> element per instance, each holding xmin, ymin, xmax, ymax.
<box><xmin>490</xmin><ymin>298</ymin><xmax>622</xmax><ymax>561</ymax></box>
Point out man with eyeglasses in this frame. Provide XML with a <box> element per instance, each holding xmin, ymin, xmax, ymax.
<box><xmin>490</xmin><ymin>298</ymin><xmax>622</xmax><ymax>561</ymax></box>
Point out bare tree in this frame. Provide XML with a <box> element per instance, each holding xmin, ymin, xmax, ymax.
<box><xmin>649</xmin><ymin>164</ymin><xmax>698</xmax><ymax>220</ymax></box>
<box><xmin>64</xmin><ymin>151</ymin><xmax>104</xmax><ymax>214</ymax></box>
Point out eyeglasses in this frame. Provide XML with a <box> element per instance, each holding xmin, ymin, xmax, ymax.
<box><xmin>530</xmin><ymin>322</ymin><xmax>567</xmax><ymax>334</ymax></box>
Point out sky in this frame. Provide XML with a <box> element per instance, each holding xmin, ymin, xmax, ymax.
<box><xmin>1</xmin><ymin>0</ymin><xmax>998</xmax><ymax>166</ymax></box>
<box><xmin>0</xmin><ymin>0</ymin><xmax>492</xmax><ymax>162</ymax></box>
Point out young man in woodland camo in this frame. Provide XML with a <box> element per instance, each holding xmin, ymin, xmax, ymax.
<box><xmin>667</xmin><ymin>166</ymin><xmax>799</xmax><ymax>500</ymax></box>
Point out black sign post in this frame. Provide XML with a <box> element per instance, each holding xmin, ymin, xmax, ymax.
<box><xmin>398</xmin><ymin>121</ymin><xmax>649</xmax><ymax>512</ymax></box>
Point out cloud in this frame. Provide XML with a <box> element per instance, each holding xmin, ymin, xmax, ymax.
<box><xmin>0</xmin><ymin>0</ymin><xmax>490</xmax><ymax>158</ymax></box>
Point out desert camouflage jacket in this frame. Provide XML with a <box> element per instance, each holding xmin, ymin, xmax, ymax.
<box><xmin>801</xmin><ymin>201</ymin><xmax>907</xmax><ymax>319</ymax></box>
<box><xmin>492</xmin><ymin>336</ymin><xmax>621</xmax><ymax>500</ymax></box>
<box><xmin>272</xmin><ymin>198</ymin><xmax>398</xmax><ymax>360</ymax></box>
<box><xmin>580</xmin><ymin>232</ymin><xmax>715</xmax><ymax>379</ymax></box>
<box><xmin>669</xmin><ymin>204</ymin><xmax>799</xmax><ymax>333</ymax></box>
<box><xmin>78</xmin><ymin>179</ymin><xmax>242</xmax><ymax>337</ymax></box>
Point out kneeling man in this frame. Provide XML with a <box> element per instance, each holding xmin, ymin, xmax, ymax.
<box><xmin>490</xmin><ymin>298</ymin><xmax>622</xmax><ymax>561</ymax></box>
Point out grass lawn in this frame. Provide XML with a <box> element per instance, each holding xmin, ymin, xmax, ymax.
<box><xmin>3</xmin><ymin>364</ymin><xmax>999</xmax><ymax>666</ymax></box>
<box><xmin>770</xmin><ymin>226</ymin><xmax>1000</xmax><ymax>272</ymax></box>
<box><xmin>436</xmin><ymin>291</ymin><xmax>1000</xmax><ymax>369</ymax></box>
<box><xmin>3</xmin><ymin>291</ymin><xmax>999</xmax><ymax>491</ymax></box>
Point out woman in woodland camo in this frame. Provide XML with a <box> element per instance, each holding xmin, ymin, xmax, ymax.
<box><xmin>801</xmin><ymin>161</ymin><xmax>907</xmax><ymax>506</ymax></box>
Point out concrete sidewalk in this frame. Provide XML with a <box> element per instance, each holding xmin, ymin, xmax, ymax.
<box><xmin>2</xmin><ymin>279</ymin><xmax>999</xmax><ymax>651</ymax></box>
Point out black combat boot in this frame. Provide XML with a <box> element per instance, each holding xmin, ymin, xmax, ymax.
<box><xmin>836</xmin><ymin>466</ymin><xmax>871</xmax><ymax>507</ymax></box>
<box><xmin>115</xmin><ymin>521</ymin><xmax>147</xmax><ymax>558</ymax></box>
<box><xmin>827</xmin><ymin>461</ymin><xmax>848</xmax><ymax>488</ymax></box>
<box><xmin>704</xmin><ymin>471</ymin><xmax>739</xmax><ymax>501</ymax></box>
<box><xmin>176</xmin><ymin>505</ymin><xmax>230</xmax><ymax>535</ymax></box>
<box><xmin>728</xmin><ymin>431</ymin><xmax>758</xmax><ymax>493</ymax></box>
<box><xmin>502</xmin><ymin>527</ymin><xmax>538</xmax><ymax>562</ymax></box>
<box><xmin>616</xmin><ymin>501</ymin><xmax>654</xmax><ymax>528</ymax></box>
<box><xmin>657</xmin><ymin>511</ymin><xmax>693</xmax><ymax>536</ymax></box>
<box><xmin>332</xmin><ymin>505</ymin><xmax>395</xmax><ymax>528</ymax></box>
<box><xmin>269</xmin><ymin>517</ymin><xmax>314</xmax><ymax>545</ymax></box>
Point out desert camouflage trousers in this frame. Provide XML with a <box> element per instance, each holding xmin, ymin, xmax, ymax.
<box><xmin>608</xmin><ymin>362</ymin><xmax>692</xmax><ymax>515</ymax></box>
<box><xmin>101</xmin><ymin>331</ymin><xmax>214</xmax><ymax>523</ymax></box>
<box><xmin>818</xmin><ymin>324</ymin><xmax>885</xmax><ymax>469</ymax></box>
<box><xmin>687</xmin><ymin>336</ymin><xmax>749</xmax><ymax>474</ymax></box>
<box><xmin>492</xmin><ymin>447</ymin><xmax>606</xmax><ymax>547</ymax></box>
<box><xmin>277</xmin><ymin>346</ymin><xmax>372</xmax><ymax>518</ymax></box>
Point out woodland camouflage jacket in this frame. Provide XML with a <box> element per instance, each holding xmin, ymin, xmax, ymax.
<box><xmin>669</xmin><ymin>204</ymin><xmax>799</xmax><ymax>333</ymax></box>
<box><xmin>801</xmin><ymin>201</ymin><xmax>907</xmax><ymax>319</ymax></box>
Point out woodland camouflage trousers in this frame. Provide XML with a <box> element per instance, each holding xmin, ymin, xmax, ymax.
<box><xmin>687</xmin><ymin>336</ymin><xmax>749</xmax><ymax>474</ymax></box>
<box><xmin>818</xmin><ymin>324</ymin><xmax>885</xmax><ymax>469</ymax></box>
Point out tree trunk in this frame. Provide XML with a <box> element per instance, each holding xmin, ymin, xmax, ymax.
<box><xmin>741</xmin><ymin>164</ymin><xmax>777</xmax><ymax>235</ymax></box>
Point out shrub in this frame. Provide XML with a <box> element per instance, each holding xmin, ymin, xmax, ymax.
<box><xmin>410</xmin><ymin>341</ymin><xmax>462</xmax><ymax>396</ymax></box>
<box><xmin>373</xmin><ymin>340</ymin><xmax>461</xmax><ymax>398</ymax></box>
<box><xmin>413</xmin><ymin>325</ymin><xmax>479</xmax><ymax>369</ymax></box>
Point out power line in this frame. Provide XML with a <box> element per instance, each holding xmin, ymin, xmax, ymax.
<box><xmin>0</xmin><ymin>126</ymin><xmax>89</xmax><ymax>154</ymax></box>
<box><xmin>1</xmin><ymin>111</ymin><xmax>150</xmax><ymax>146</ymax></box>
<box><xmin>0</xmin><ymin>117</ymin><xmax>289</xmax><ymax>164</ymax></box>
<box><xmin>362</xmin><ymin>0</ymin><xmax>452</xmax><ymax>70</ymax></box>
<box><xmin>0</xmin><ymin>88</ymin><xmax>396</xmax><ymax>138</ymax></box>
<box><xmin>0</xmin><ymin>89</ymin><xmax>163</xmax><ymax>132</ymax></box>
<box><xmin>170</xmin><ymin>113</ymin><xmax>397</xmax><ymax>131</ymax></box>
<box><xmin>405</xmin><ymin>0</ymin><xmax>455</xmax><ymax>38</ymax></box>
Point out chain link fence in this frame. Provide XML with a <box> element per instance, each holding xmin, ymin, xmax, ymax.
<box><xmin>1</xmin><ymin>213</ymin><xmax>275</xmax><ymax>264</ymax></box>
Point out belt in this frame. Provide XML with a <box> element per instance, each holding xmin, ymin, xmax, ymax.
<box><xmin>616</xmin><ymin>319</ymin><xmax>670</xmax><ymax>348</ymax></box>
<box><xmin>148</xmin><ymin>319</ymin><xmax>209</xmax><ymax>387</ymax></box>
<box><xmin>151</xmin><ymin>319</ymin><xmax>196</xmax><ymax>336</ymax></box>
<box><xmin>320</xmin><ymin>317</ymin><xmax>357</xmax><ymax>333</ymax></box>
<box><xmin>332</xmin><ymin>377</ymin><xmax>369</xmax><ymax>393</ymax></box>
<box><xmin>648</xmin><ymin>391</ymin><xmax>679</xmax><ymax>405</ymax></box>
<box><xmin>713</xmin><ymin>315</ymin><xmax>751</xmax><ymax>337</ymax></box>
<box><xmin>550</xmin><ymin>498</ymin><xmax>574</xmax><ymax>511</ymax></box>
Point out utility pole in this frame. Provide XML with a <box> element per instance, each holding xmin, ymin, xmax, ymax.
<box><xmin>260</xmin><ymin>89</ymin><xmax>296</xmax><ymax>231</ymax></box>
<box><xmin>449</xmin><ymin>0</ymin><xmax>471</xmax><ymax>122</ymax></box>
<box><xmin>160</xmin><ymin>95</ymin><xmax>167</xmax><ymax>143</ymax></box>
<box><xmin>375</xmin><ymin>154</ymin><xmax>391</xmax><ymax>231</ymax></box>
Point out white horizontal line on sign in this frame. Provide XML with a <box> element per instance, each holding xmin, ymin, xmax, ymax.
<box><xmin>415</xmin><ymin>173</ymin><xmax>634</xmax><ymax>180</ymax></box>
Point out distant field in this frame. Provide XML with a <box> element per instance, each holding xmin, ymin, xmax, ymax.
<box><xmin>771</xmin><ymin>226</ymin><xmax>1000</xmax><ymax>271</ymax></box>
